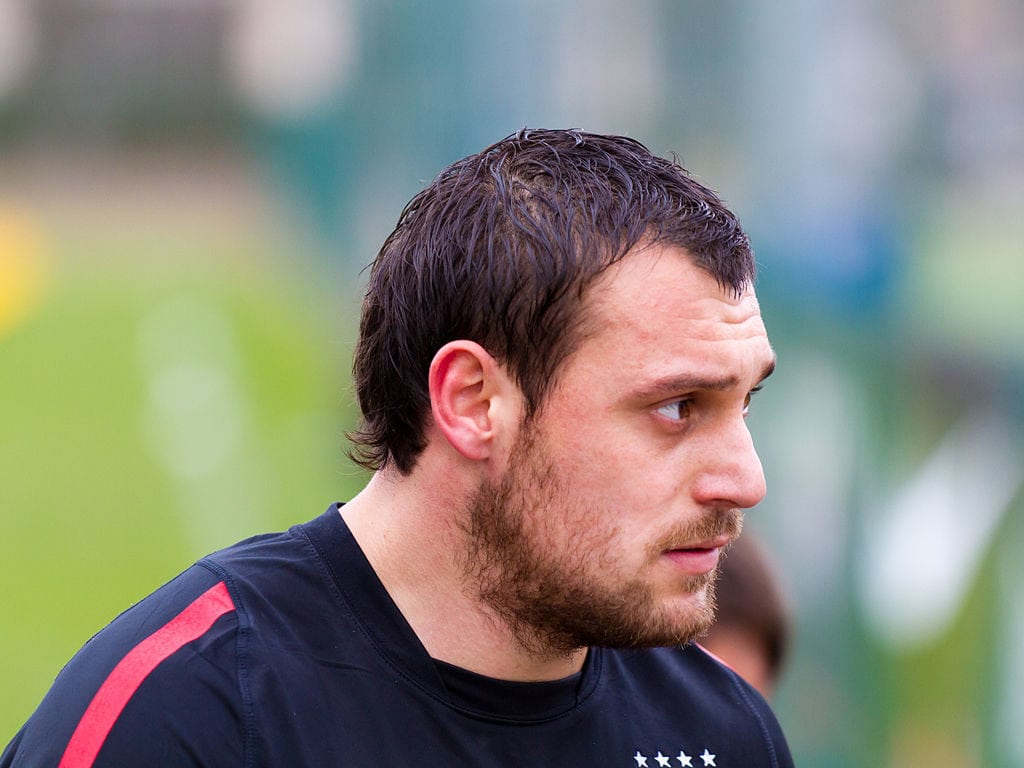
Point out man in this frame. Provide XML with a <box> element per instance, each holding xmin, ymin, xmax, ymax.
<box><xmin>3</xmin><ymin>129</ymin><xmax>791</xmax><ymax>766</ymax></box>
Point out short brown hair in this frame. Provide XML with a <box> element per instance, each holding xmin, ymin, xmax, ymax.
<box><xmin>349</xmin><ymin>128</ymin><xmax>756</xmax><ymax>474</ymax></box>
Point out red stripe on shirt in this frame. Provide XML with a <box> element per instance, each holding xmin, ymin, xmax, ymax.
<box><xmin>58</xmin><ymin>581</ymin><xmax>235</xmax><ymax>768</ymax></box>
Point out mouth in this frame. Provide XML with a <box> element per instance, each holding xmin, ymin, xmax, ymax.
<box><xmin>662</xmin><ymin>535</ymin><xmax>732</xmax><ymax>575</ymax></box>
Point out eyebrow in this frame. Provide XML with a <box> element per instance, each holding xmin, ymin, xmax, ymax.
<box><xmin>634</xmin><ymin>357</ymin><xmax>776</xmax><ymax>402</ymax></box>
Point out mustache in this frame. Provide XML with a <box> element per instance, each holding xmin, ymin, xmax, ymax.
<box><xmin>651</xmin><ymin>508</ymin><xmax>744</xmax><ymax>553</ymax></box>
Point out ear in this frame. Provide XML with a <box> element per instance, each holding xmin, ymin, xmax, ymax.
<box><xmin>428</xmin><ymin>341</ymin><xmax>519</xmax><ymax>462</ymax></box>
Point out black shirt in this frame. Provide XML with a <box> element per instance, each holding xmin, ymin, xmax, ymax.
<box><xmin>2</xmin><ymin>505</ymin><xmax>793</xmax><ymax>767</ymax></box>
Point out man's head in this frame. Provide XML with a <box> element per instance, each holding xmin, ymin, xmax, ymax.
<box><xmin>348</xmin><ymin>129</ymin><xmax>774</xmax><ymax>655</ymax></box>
<box><xmin>349</xmin><ymin>128</ymin><xmax>756</xmax><ymax>475</ymax></box>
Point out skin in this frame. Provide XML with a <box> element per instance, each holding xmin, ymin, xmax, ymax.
<box><xmin>341</xmin><ymin>243</ymin><xmax>776</xmax><ymax>682</ymax></box>
<box><xmin>700</xmin><ymin>629</ymin><xmax>777</xmax><ymax>700</ymax></box>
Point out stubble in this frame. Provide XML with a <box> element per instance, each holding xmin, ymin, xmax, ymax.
<box><xmin>458</xmin><ymin>425</ymin><xmax>741</xmax><ymax>658</ymax></box>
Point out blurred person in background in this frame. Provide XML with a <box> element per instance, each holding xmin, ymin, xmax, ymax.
<box><xmin>2</xmin><ymin>129</ymin><xmax>791</xmax><ymax>767</ymax></box>
<box><xmin>701</xmin><ymin>533</ymin><xmax>792</xmax><ymax>700</ymax></box>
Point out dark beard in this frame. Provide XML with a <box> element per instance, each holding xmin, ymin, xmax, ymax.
<box><xmin>458</xmin><ymin>429</ymin><xmax>740</xmax><ymax>657</ymax></box>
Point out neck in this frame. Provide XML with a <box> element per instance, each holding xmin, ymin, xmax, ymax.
<box><xmin>340</xmin><ymin>467</ymin><xmax>587</xmax><ymax>682</ymax></box>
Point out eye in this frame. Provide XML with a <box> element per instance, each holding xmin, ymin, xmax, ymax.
<box><xmin>742</xmin><ymin>386</ymin><xmax>763</xmax><ymax>417</ymax></box>
<box><xmin>655</xmin><ymin>399</ymin><xmax>692</xmax><ymax>422</ymax></box>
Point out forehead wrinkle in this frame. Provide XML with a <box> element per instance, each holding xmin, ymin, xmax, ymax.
<box><xmin>680</xmin><ymin>314</ymin><xmax>767</xmax><ymax>344</ymax></box>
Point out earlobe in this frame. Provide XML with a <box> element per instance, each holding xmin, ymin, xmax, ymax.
<box><xmin>429</xmin><ymin>341</ymin><xmax>511</xmax><ymax>462</ymax></box>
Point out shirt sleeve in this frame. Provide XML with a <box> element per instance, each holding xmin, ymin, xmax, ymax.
<box><xmin>1</xmin><ymin>568</ymin><xmax>246</xmax><ymax>768</ymax></box>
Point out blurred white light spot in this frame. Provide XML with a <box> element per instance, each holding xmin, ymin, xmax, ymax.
<box><xmin>0</xmin><ymin>0</ymin><xmax>38</xmax><ymax>99</ymax></box>
<box><xmin>144</xmin><ymin>362</ymin><xmax>243</xmax><ymax>479</ymax></box>
<box><xmin>858</xmin><ymin>407</ymin><xmax>1023</xmax><ymax>650</ymax></box>
<box><xmin>226</xmin><ymin>0</ymin><xmax>357</xmax><ymax>120</ymax></box>
<box><xmin>138</xmin><ymin>294</ymin><xmax>239</xmax><ymax>375</ymax></box>
<box><xmin>137</xmin><ymin>295</ymin><xmax>248</xmax><ymax>480</ymax></box>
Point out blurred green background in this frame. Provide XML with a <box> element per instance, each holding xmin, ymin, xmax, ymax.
<box><xmin>1</xmin><ymin>2</ymin><xmax>1022</xmax><ymax>766</ymax></box>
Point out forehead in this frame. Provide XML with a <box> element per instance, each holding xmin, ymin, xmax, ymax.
<box><xmin>567</xmin><ymin>244</ymin><xmax>772</xmax><ymax>385</ymax></box>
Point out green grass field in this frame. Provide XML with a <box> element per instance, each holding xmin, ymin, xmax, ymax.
<box><xmin>0</xmin><ymin>233</ymin><xmax>369</xmax><ymax>737</ymax></box>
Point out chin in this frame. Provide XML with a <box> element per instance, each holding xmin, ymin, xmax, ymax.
<box><xmin>661</xmin><ymin>594</ymin><xmax>716</xmax><ymax>638</ymax></box>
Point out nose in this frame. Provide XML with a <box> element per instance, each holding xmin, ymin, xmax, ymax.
<box><xmin>691</xmin><ymin>419</ymin><xmax>767</xmax><ymax>511</ymax></box>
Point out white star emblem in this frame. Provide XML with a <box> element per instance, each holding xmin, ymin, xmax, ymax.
<box><xmin>634</xmin><ymin>751</ymin><xmax>649</xmax><ymax>767</ymax></box>
<box><xmin>655</xmin><ymin>752</ymin><xmax>671</xmax><ymax>767</ymax></box>
<box><xmin>700</xmin><ymin>749</ymin><xmax>716</xmax><ymax>766</ymax></box>
<box><xmin>676</xmin><ymin>751</ymin><xmax>693</xmax><ymax>767</ymax></box>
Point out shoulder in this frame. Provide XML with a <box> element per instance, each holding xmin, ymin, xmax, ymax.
<box><xmin>2</xmin><ymin>565</ymin><xmax>245</xmax><ymax>766</ymax></box>
<box><xmin>685</xmin><ymin>644</ymin><xmax>794</xmax><ymax>768</ymax></box>
<box><xmin>3</xmin><ymin>511</ymin><xmax>352</xmax><ymax>767</ymax></box>
<box><xmin>602</xmin><ymin>644</ymin><xmax>794</xmax><ymax>768</ymax></box>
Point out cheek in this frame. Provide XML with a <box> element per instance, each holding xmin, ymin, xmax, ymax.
<box><xmin>534</xmin><ymin>398</ymin><xmax>691</xmax><ymax>522</ymax></box>
<box><xmin>553</xmin><ymin>439</ymin><xmax>626</xmax><ymax>498</ymax></box>
<box><xmin>565</xmin><ymin>432</ymin><xmax>690</xmax><ymax>509</ymax></box>
<box><xmin>529</xmin><ymin>446</ymin><xmax>691</xmax><ymax>576</ymax></box>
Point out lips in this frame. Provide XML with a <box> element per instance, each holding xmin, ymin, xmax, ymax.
<box><xmin>668</xmin><ymin>533</ymin><xmax>733</xmax><ymax>554</ymax></box>
<box><xmin>661</xmin><ymin>534</ymin><xmax>732</xmax><ymax>574</ymax></box>
<box><xmin>694</xmin><ymin>534</ymin><xmax>733</xmax><ymax>550</ymax></box>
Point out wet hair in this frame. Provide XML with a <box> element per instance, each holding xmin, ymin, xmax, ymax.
<box><xmin>349</xmin><ymin>128</ymin><xmax>755</xmax><ymax>474</ymax></box>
